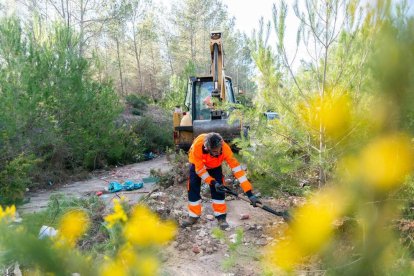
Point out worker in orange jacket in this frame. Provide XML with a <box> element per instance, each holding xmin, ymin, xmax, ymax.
<box><xmin>181</xmin><ymin>132</ymin><xmax>261</xmax><ymax>229</ymax></box>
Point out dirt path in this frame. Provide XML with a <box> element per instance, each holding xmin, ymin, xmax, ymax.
<box><xmin>149</xmin><ymin>183</ymin><xmax>291</xmax><ymax>276</ymax></box>
<box><xmin>162</xmin><ymin>198</ymin><xmax>286</xmax><ymax>276</ymax></box>
<box><xmin>17</xmin><ymin>155</ymin><xmax>293</xmax><ymax>275</ymax></box>
<box><xmin>18</xmin><ymin>156</ymin><xmax>171</xmax><ymax>214</ymax></box>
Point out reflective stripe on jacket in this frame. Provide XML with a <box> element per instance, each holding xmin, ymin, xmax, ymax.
<box><xmin>188</xmin><ymin>134</ymin><xmax>253</xmax><ymax>192</ymax></box>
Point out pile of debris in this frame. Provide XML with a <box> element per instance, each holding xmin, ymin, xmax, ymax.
<box><xmin>143</xmin><ymin>179</ymin><xmax>296</xmax><ymax>258</ymax></box>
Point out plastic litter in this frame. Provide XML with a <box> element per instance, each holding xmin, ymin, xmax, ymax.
<box><xmin>108</xmin><ymin>180</ymin><xmax>144</xmax><ymax>193</ymax></box>
<box><xmin>144</xmin><ymin>152</ymin><xmax>156</xmax><ymax>160</ymax></box>
<box><xmin>39</xmin><ymin>225</ymin><xmax>58</xmax><ymax>239</ymax></box>
<box><xmin>108</xmin><ymin>181</ymin><xmax>123</xmax><ymax>193</ymax></box>
<box><xmin>123</xmin><ymin>180</ymin><xmax>143</xmax><ymax>191</ymax></box>
<box><xmin>142</xmin><ymin>176</ymin><xmax>159</xmax><ymax>184</ymax></box>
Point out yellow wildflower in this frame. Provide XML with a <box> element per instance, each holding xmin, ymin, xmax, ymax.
<box><xmin>336</xmin><ymin>155</ymin><xmax>360</xmax><ymax>184</ymax></box>
<box><xmin>117</xmin><ymin>243</ymin><xmax>137</xmax><ymax>267</ymax></box>
<box><xmin>300</xmin><ymin>91</ymin><xmax>352</xmax><ymax>139</ymax></box>
<box><xmin>0</xmin><ymin>205</ymin><xmax>16</xmax><ymax>222</ymax></box>
<box><xmin>100</xmin><ymin>260</ymin><xmax>127</xmax><ymax>276</ymax></box>
<box><xmin>290</xmin><ymin>189</ymin><xmax>346</xmax><ymax>254</ymax></box>
<box><xmin>267</xmin><ymin>189</ymin><xmax>347</xmax><ymax>271</ymax></box>
<box><xmin>360</xmin><ymin>133</ymin><xmax>414</xmax><ymax>190</ymax></box>
<box><xmin>56</xmin><ymin>209</ymin><xmax>90</xmax><ymax>247</ymax></box>
<box><xmin>124</xmin><ymin>205</ymin><xmax>177</xmax><ymax>246</ymax></box>
<box><xmin>266</xmin><ymin>238</ymin><xmax>303</xmax><ymax>272</ymax></box>
<box><xmin>104</xmin><ymin>199</ymin><xmax>128</xmax><ymax>228</ymax></box>
<box><xmin>137</xmin><ymin>256</ymin><xmax>159</xmax><ymax>276</ymax></box>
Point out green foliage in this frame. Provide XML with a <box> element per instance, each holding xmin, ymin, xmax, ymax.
<box><xmin>0</xmin><ymin>223</ymin><xmax>96</xmax><ymax>275</ymax></box>
<box><xmin>399</xmin><ymin>177</ymin><xmax>414</xmax><ymax>219</ymax></box>
<box><xmin>22</xmin><ymin>194</ymin><xmax>105</xmax><ymax>238</ymax></box>
<box><xmin>234</xmin><ymin>105</ymin><xmax>311</xmax><ymax>196</ymax></box>
<box><xmin>379</xmin><ymin>14</ymin><xmax>414</xmax><ymax>220</ymax></box>
<box><xmin>134</xmin><ymin>115</ymin><xmax>173</xmax><ymax>153</ymax></box>
<box><xmin>160</xmin><ymin>74</ymin><xmax>187</xmax><ymax>110</ymax></box>
<box><xmin>0</xmin><ymin>154</ymin><xmax>38</xmax><ymax>204</ymax></box>
<box><xmin>1</xmin><ymin>195</ymin><xmax>107</xmax><ymax>275</ymax></box>
<box><xmin>242</xmin><ymin>0</ymin><xmax>375</xmax><ymax>195</ymax></box>
<box><xmin>260</xmin><ymin>3</ymin><xmax>414</xmax><ymax>274</ymax></box>
<box><xmin>150</xmin><ymin>149</ymin><xmax>189</xmax><ymax>188</ymax></box>
<box><xmin>125</xmin><ymin>94</ymin><xmax>149</xmax><ymax>112</ymax></box>
<box><xmin>245</xmin><ymin>129</ymin><xmax>309</xmax><ymax>195</ymax></box>
<box><xmin>369</xmin><ymin>14</ymin><xmax>414</xmax><ymax>133</ymax></box>
<box><xmin>212</xmin><ymin>227</ymin><xmax>246</xmax><ymax>271</ymax></box>
<box><xmin>19</xmin><ymin>194</ymin><xmax>128</xmax><ymax>262</ymax></box>
<box><xmin>0</xmin><ymin>17</ymin><xmax>143</xmax><ymax>202</ymax></box>
<box><xmin>160</xmin><ymin>61</ymin><xmax>196</xmax><ymax>110</ymax></box>
<box><xmin>1</xmin><ymin>194</ymin><xmax>173</xmax><ymax>275</ymax></box>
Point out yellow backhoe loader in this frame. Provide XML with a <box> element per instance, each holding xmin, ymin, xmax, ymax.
<box><xmin>173</xmin><ymin>31</ymin><xmax>245</xmax><ymax>151</ymax></box>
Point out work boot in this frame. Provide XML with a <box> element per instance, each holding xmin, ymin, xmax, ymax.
<box><xmin>217</xmin><ymin>217</ymin><xmax>229</xmax><ymax>230</ymax></box>
<box><xmin>180</xmin><ymin>217</ymin><xmax>199</xmax><ymax>228</ymax></box>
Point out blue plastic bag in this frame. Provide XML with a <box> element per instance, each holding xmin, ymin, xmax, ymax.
<box><xmin>108</xmin><ymin>180</ymin><xmax>144</xmax><ymax>193</ymax></box>
<box><xmin>108</xmin><ymin>181</ymin><xmax>123</xmax><ymax>193</ymax></box>
<box><xmin>123</xmin><ymin>180</ymin><xmax>144</xmax><ymax>191</ymax></box>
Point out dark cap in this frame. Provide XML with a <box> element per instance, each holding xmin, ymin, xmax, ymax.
<box><xmin>204</xmin><ymin>132</ymin><xmax>223</xmax><ymax>149</ymax></box>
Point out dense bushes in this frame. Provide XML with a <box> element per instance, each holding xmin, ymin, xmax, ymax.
<box><xmin>125</xmin><ymin>94</ymin><xmax>150</xmax><ymax>115</ymax></box>
<box><xmin>0</xmin><ymin>155</ymin><xmax>39</xmax><ymax>204</ymax></box>
<box><xmin>134</xmin><ymin>115</ymin><xmax>173</xmax><ymax>154</ymax></box>
<box><xmin>0</xmin><ymin>18</ymin><xmax>143</xmax><ymax>203</ymax></box>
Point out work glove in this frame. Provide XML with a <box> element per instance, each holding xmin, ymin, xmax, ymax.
<box><xmin>248</xmin><ymin>195</ymin><xmax>261</xmax><ymax>207</ymax></box>
<box><xmin>212</xmin><ymin>180</ymin><xmax>226</xmax><ymax>194</ymax></box>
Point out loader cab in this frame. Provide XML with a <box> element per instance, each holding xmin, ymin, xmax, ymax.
<box><xmin>184</xmin><ymin>76</ymin><xmax>236</xmax><ymax>121</ymax></box>
<box><xmin>173</xmin><ymin>31</ymin><xmax>244</xmax><ymax>151</ymax></box>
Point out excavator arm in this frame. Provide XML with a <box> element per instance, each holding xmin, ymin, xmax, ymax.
<box><xmin>173</xmin><ymin>31</ymin><xmax>242</xmax><ymax>151</ymax></box>
<box><xmin>210</xmin><ymin>31</ymin><xmax>226</xmax><ymax>101</ymax></box>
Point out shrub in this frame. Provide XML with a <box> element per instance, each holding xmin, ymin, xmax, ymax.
<box><xmin>0</xmin><ymin>17</ymin><xmax>145</xmax><ymax>199</ymax></box>
<box><xmin>0</xmin><ymin>154</ymin><xmax>38</xmax><ymax>204</ymax></box>
<box><xmin>0</xmin><ymin>197</ymin><xmax>176</xmax><ymax>275</ymax></box>
<box><xmin>133</xmin><ymin>115</ymin><xmax>173</xmax><ymax>153</ymax></box>
<box><xmin>126</xmin><ymin>94</ymin><xmax>149</xmax><ymax>112</ymax></box>
<box><xmin>131</xmin><ymin>108</ymin><xmax>142</xmax><ymax>116</ymax></box>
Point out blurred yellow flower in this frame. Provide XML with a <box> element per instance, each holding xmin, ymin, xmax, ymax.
<box><xmin>0</xmin><ymin>205</ymin><xmax>16</xmax><ymax>222</ymax></box>
<box><xmin>137</xmin><ymin>256</ymin><xmax>159</xmax><ymax>276</ymax></box>
<box><xmin>117</xmin><ymin>243</ymin><xmax>137</xmax><ymax>267</ymax></box>
<box><xmin>266</xmin><ymin>189</ymin><xmax>347</xmax><ymax>271</ymax></box>
<box><xmin>360</xmin><ymin>134</ymin><xmax>414</xmax><ymax>190</ymax></box>
<box><xmin>290</xmin><ymin>190</ymin><xmax>346</xmax><ymax>254</ymax></box>
<box><xmin>300</xmin><ymin>91</ymin><xmax>352</xmax><ymax>139</ymax></box>
<box><xmin>56</xmin><ymin>210</ymin><xmax>90</xmax><ymax>247</ymax></box>
<box><xmin>266</xmin><ymin>238</ymin><xmax>303</xmax><ymax>271</ymax></box>
<box><xmin>100</xmin><ymin>244</ymin><xmax>140</xmax><ymax>276</ymax></box>
<box><xmin>337</xmin><ymin>156</ymin><xmax>360</xmax><ymax>184</ymax></box>
<box><xmin>100</xmin><ymin>260</ymin><xmax>127</xmax><ymax>276</ymax></box>
<box><xmin>104</xmin><ymin>199</ymin><xmax>128</xmax><ymax>228</ymax></box>
<box><xmin>124</xmin><ymin>205</ymin><xmax>177</xmax><ymax>246</ymax></box>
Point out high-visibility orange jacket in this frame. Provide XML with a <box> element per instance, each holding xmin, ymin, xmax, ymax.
<box><xmin>188</xmin><ymin>134</ymin><xmax>253</xmax><ymax>193</ymax></box>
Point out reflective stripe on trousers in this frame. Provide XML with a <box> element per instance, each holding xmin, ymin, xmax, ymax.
<box><xmin>187</xmin><ymin>164</ymin><xmax>227</xmax><ymax>219</ymax></box>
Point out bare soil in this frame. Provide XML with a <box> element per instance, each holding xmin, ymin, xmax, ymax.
<box><xmin>18</xmin><ymin>156</ymin><xmax>171</xmax><ymax>214</ymax></box>
<box><xmin>145</xmin><ymin>178</ymin><xmax>299</xmax><ymax>276</ymax></box>
<box><xmin>18</xmin><ymin>155</ymin><xmax>300</xmax><ymax>275</ymax></box>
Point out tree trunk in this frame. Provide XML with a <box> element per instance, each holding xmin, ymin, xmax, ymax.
<box><xmin>115</xmin><ymin>37</ymin><xmax>125</xmax><ymax>96</ymax></box>
<box><xmin>318</xmin><ymin>1</ymin><xmax>331</xmax><ymax>187</ymax></box>
<box><xmin>149</xmin><ymin>44</ymin><xmax>156</xmax><ymax>101</ymax></box>
<box><xmin>79</xmin><ymin>0</ymin><xmax>84</xmax><ymax>57</ymax></box>
<box><xmin>164</xmin><ymin>35</ymin><xmax>174</xmax><ymax>75</ymax></box>
<box><xmin>65</xmin><ymin>0</ymin><xmax>70</xmax><ymax>28</ymax></box>
<box><xmin>132</xmin><ymin>24</ymin><xmax>143</xmax><ymax>93</ymax></box>
<box><xmin>190</xmin><ymin>28</ymin><xmax>195</xmax><ymax>61</ymax></box>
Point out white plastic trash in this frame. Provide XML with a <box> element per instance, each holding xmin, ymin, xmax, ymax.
<box><xmin>38</xmin><ymin>225</ymin><xmax>58</xmax><ymax>239</ymax></box>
